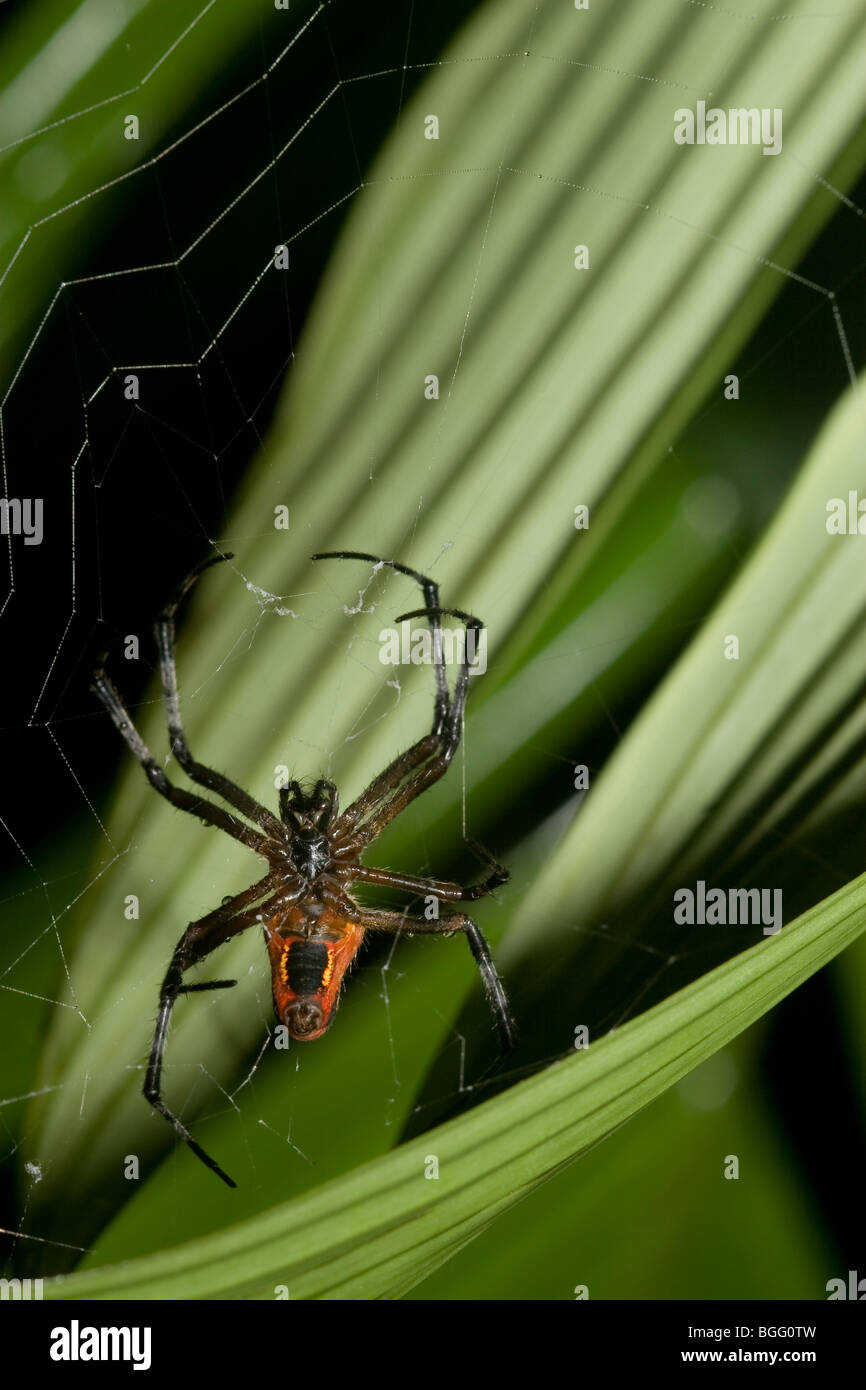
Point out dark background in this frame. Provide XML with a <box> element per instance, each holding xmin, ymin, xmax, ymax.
<box><xmin>1</xmin><ymin>0</ymin><xmax>864</xmax><ymax>1289</ymax></box>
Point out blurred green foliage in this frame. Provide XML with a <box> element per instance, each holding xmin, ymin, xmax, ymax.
<box><xmin>1</xmin><ymin>0</ymin><xmax>865</xmax><ymax>1297</ymax></box>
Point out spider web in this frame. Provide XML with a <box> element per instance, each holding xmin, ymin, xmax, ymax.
<box><xmin>0</xmin><ymin>0</ymin><xmax>864</xmax><ymax>1280</ymax></box>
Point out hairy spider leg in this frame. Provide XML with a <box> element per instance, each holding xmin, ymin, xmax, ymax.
<box><xmin>153</xmin><ymin>551</ymin><xmax>285</xmax><ymax>838</ymax></box>
<box><xmin>311</xmin><ymin>553</ymin><xmax>484</xmax><ymax>833</ymax></box>
<box><xmin>345</xmin><ymin>905</ymin><xmax>516</xmax><ymax>1054</ymax></box>
<box><xmin>145</xmin><ymin>870</ymin><xmax>279</xmax><ymax>1188</ymax></box>
<box><xmin>312</xmin><ymin>550</ymin><xmax>452</xmax><ymax>735</ymax></box>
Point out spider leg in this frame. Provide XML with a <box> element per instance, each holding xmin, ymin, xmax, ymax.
<box><xmin>334</xmin><ymin>734</ymin><xmax>439</xmax><ymax>834</ymax></box>
<box><xmin>394</xmin><ymin>605</ymin><xmax>482</xmax><ymax>764</ymax></box>
<box><xmin>312</xmin><ymin>553</ymin><xmax>484</xmax><ymax>841</ymax></box>
<box><xmin>345</xmin><ymin>858</ymin><xmax>508</xmax><ymax>902</ymax></box>
<box><xmin>154</xmin><ymin>554</ymin><xmax>284</xmax><ymax>839</ymax></box>
<box><xmin>459</xmin><ymin>835</ymin><xmax>511</xmax><ymax>900</ymax></box>
<box><xmin>462</xmin><ymin>919</ymin><xmax>517</xmax><ymax>1055</ymax></box>
<box><xmin>91</xmin><ymin>665</ymin><xmax>270</xmax><ymax>856</ymax></box>
<box><xmin>351</xmin><ymin>905</ymin><xmax>516</xmax><ymax>1054</ymax></box>
<box><xmin>313</xmin><ymin>551</ymin><xmax>451</xmax><ymax>734</ymax></box>
<box><xmin>144</xmin><ymin>871</ymin><xmax>278</xmax><ymax>1188</ymax></box>
<box><xmin>348</xmin><ymin>753</ymin><xmax>450</xmax><ymax>847</ymax></box>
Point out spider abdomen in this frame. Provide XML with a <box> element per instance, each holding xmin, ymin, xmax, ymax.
<box><xmin>285</xmin><ymin>939</ymin><xmax>330</xmax><ymax>995</ymax></box>
<box><xmin>264</xmin><ymin>905</ymin><xmax>365</xmax><ymax>1041</ymax></box>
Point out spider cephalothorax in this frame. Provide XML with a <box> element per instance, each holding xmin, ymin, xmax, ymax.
<box><xmin>93</xmin><ymin>550</ymin><xmax>515</xmax><ymax>1187</ymax></box>
<box><xmin>278</xmin><ymin>778</ymin><xmax>340</xmax><ymax>880</ymax></box>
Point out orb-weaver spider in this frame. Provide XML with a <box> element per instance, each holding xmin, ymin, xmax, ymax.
<box><xmin>92</xmin><ymin>551</ymin><xmax>515</xmax><ymax>1187</ymax></box>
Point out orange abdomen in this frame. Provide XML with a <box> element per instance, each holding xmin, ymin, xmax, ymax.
<box><xmin>264</xmin><ymin>905</ymin><xmax>365</xmax><ymax>1041</ymax></box>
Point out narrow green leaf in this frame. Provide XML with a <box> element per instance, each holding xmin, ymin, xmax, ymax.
<box><xmin>18</xmin><ymin>0</ymin><xmax>866</xmax><ymax>1261</ymax></box>
<box><xmin>408</xmin><ymin>1043</ymin><xmax>832</xmax><ymax>1300</ymax></box>
<box><xmin>47</xmin><ymin>869</ymin><xmax>866</xmax><ymax>1298</ymax></box>
<box><xmin>506</xmin><ymin>372</ymin><xmax>866</xmax><ymax>961</ymax></box>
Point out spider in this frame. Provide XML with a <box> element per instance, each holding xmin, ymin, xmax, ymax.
<box><xmin>92</xmin><ymin>550</ymin><xmax>516</xmax><ymax>1187</ymax></box>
